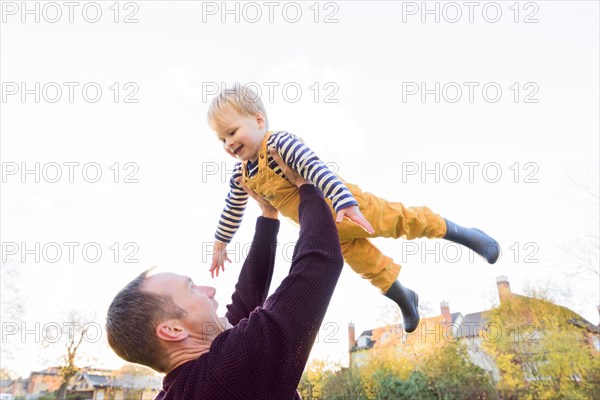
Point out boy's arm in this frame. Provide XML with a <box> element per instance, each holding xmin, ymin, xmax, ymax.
<box><xmin>273</xmin><ymin>132</ymin><xmax>357</xmax><ymax>213</ymax></box>
<box><xmin>214</xmin><ymin>164</ymin><xmax>248</xmax><ymax>244</ymax></box>
<box><xmin>272</xmin><ymin>132</ymin><xmax>374</xmax><ymax>233</ymax></box>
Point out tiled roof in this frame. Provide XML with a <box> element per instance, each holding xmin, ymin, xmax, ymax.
<box><xmin>85</xmin><ymin>374</ymin><xmax>111</xmax><ymax>387</ymax></box>
<box><xmin>351</xmin><ymin>340</ymin><xmax>376</xmax><ymax>352</ymax></box>
<box><xmin>455</xmin><ymin>311</ymin><xmax>486</xmax><ymax>338</ymax></box>
<box><xmin>78</xmin><ymin>373</ymin><xmax>161</xmax><ymax>390</ymax></box>
<box><xmin>568</xmin><ymin>317</ymin><xmax>600</xmax><ymax>333</ymax></box>
<box><xmin>112</xmin><ymin>375</ymin><xmax>162</xmax><ymax>390</ymax></box>
<box><xmin>30</xmin><ymin>368</ymin><xmax>59</xmax><ymax>376</ymax></box>
<box><xmin>451</xmin><ymin>312</ymin><xmax>461</xmax><ymax>324</ymax></box>
<box><xmin>358</xmin><ymin>329</ymin><xmax>373</xmax><ymax>337</ymax></box>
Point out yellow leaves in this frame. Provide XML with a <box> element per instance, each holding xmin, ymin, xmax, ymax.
<box><xmin>303</xmin><ymin>294</ymin><xmax>600</xmax><ymax>398</ymax></box>
<box><xmin>483</xmin><ymin>294</ymin><xmax>600</xmax><ymax>398</ymax></box>
<box><xmin>494</xmin><ymin>352</ymin><xmax>522</xmax><ymax>393</ymax></box>
<box><xmin>299</xmin><ymin>358</ymin><xmax>340</xmax><ymax>399</ymax></box>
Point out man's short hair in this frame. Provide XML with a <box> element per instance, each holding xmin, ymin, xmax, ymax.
<box><xmin>105</xmin><ymin>269</ymin><xmax>186</xmax><ymax>373</ymax></box>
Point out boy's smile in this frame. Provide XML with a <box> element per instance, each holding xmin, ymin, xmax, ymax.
<box><xmin>213</xmin><ymin>106</ymin><xmax>268</xmax><ymax>162</ymax></box>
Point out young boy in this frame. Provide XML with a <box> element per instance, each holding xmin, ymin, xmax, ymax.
<box><xmin>207</xmin><ymin>85</ymin><xmax>500</xmax><ymax>333</ymax></box>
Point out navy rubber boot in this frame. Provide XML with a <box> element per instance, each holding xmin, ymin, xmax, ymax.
<box><xmin>444</xmin><ymin>219</ymin><xmax>500</xmax><ymax>264</ymax></box>
<box><xmin>384</xmin><ymin>281</ymin><xmax>420</xmax><ymax>333</ymax></box>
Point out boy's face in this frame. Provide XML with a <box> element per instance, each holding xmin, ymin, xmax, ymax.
<box><xmin>213</xmin><ymin>105</ymin><xmax>267</xmax><ymax>162</ymax></box>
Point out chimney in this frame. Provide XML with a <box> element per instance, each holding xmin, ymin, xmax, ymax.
<box><xmin>440</xmin><ymin>301</ymin><xmax>452</xmax><ymax>325</ymax></box>
<box><xmin>348</xmin><ymin>322</ymin><xmax>356</xmax><ymax>350</ymax></box>
<box><xmin>348</xmin><ymin>322</ymin><xmax>356</xmax><ymax>368</ymax></box>
<box><xmin>496</xmin><ymin>276</ymin><xmax>511</xmax><ymax>303</ymax></box>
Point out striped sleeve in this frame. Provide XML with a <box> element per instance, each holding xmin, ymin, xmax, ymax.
<box><xmin>215</xmin><ymin>163</ymin><xmax>249</xmax><ymax>244</ymax></box>
<box><xmin>272</xmin><ymin>131</ymin><xmax>358</xmax><ymax>212</ymax></box>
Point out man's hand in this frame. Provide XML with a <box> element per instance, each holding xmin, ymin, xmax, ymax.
<box><xmin>336</xmin><ymin>205</ymin><xmax>375</xmax><ymax>234</ymax></box>
<box><xmin>237</xmin><ymin>178</ymin><xmax>279</xmax><ymax>220</ymax></box>
<box><xmin>210</xmin><ymin>240</ymin><xmax>231</xmax><ymax>278</ymax></box>
<box><xmin>268</xmin><ymin>147</ymin><xmax>309</xmax><ymax>188</ymax></box>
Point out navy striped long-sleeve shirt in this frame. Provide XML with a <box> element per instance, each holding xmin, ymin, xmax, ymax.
<box><xmin>215</xmin><ymin>131</ymin><xmax>358</xmax><ymax>243</ymax></box>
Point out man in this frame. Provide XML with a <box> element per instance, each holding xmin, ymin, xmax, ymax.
<box><xmin>105</xmin><ymin>153</ymin><xmax>344</xmax><ymax>399</ymax></box>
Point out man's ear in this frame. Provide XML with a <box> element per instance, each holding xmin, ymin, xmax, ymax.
<box><xmin>156</xmin><ymin>320</ymin><xmax>189</xmax><ymax>342</ymax></box>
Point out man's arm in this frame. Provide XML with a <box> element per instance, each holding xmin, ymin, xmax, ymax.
<box><xmin>209</xmin><ymin>184</ymin><xmax>344</xmax><ymax>399</ymax></box>
<box><xmin>224</xmin><ymin>216</ymin><xmax>279</xmax><ymax>326</ymax></box>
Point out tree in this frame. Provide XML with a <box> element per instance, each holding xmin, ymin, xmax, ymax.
<box><xmin>0</xmin><ymin>368</ymin><xmax>17</xmax><ymax>380</ymax></box>
<box><xmin>557</xmin><ymin>174</ymin><xmax>600</xmax><ymax>312</ymax></box>
<box><xmin>356</xmin><ymin>324</ymin><xmax>415</xmax><ymax>397</ymax></box>
<box><xmin>113</xmin><ymin>364</ymin><xmax>159</xmax><ymax>400</ymax></box>
<box><xmin>482</xmin><ymin>295</ymin><xmax>599</xmax><ymax>399</ymax></box>
<box><xmin>321</xmin><ymin>367</ymin><xmax>367</xmax><ymax>400</ymax></box>
<box><xmin>298</xmin><ymin>358</ymin><xmax>338</xmax><ymax>400</ymax></box>
<box><xmin>419</xmin><ymin>341</ymin><xmax>497</xmax><ymax>399</ymax></box>
<box><xmin>0</xmin><ymin>260</ymin><xmax>26</xmax><ymax>362</ymax></box>
<box><xmin>40</xmin><ymin>311</ymin><xmax>100</xmax><ymax>400</ymax></box>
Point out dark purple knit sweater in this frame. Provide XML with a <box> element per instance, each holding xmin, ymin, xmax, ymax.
<box><xmin>155</xmin><ymin>184</ymin><xmax>344</xmax><ymax>400</ymax></box>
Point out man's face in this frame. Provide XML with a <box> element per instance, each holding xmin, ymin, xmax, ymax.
<box><xmin>142</xmin><ymin>272</ymin><xmax>232</xmax><ymax>340</ymax></box>
<box><xmin>213</xmin><ymin>106</ymin><xmax>267</xmax><ymax>162</ymax></box>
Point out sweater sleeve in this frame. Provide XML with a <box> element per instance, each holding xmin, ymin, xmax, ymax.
<box><xmin>274</xmin><ymin>131</ymin><xmax>358</xmax><ymax>212</ymax></box>
<box><xmin>224</xmin><ymin>216</ymin><xmax>279</xmax><ymax>326</ymax></box>
<box><xmin>207</xmin><ymin>184</ymin><xmax>344</xmax><ymax>399</ymax></box>
<box><xmin>214</xmin><ymin>163</ymin><xmax>248</xmax><ymax>244</ymax></box>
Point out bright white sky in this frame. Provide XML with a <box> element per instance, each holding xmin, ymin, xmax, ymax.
<box><xmin>1</xmin><ymin>0</ymin><xmax>599</xmax><ymax>378</ymax></box>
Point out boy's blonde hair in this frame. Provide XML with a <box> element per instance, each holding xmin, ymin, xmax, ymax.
<box><xmin>207</xmin><ymin>84</ymin><xmax>269</xmax><ymax>131</ymax></box>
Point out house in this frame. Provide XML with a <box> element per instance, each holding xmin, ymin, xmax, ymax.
<box><xmin>12</xmin><ymin>379</ymin><xmax>27</xmax><ymax>399</ymax></box>
<box><xmin>0</xmin><ymin>380</ymin><xmax>11</xmax><ymax>394</ymax></box>
<box><xmin>24</xmin><ymin>367</ymin><xmax>63</xmax><ymax>399</ymax></box>
<box><xmin>348</xmin><ymin>276</ymin><xmax>600</xmax><ymax>377</ymax></box>
<box><xmin>0</xmin><ymin>377</ymin><xmax>28</xmax><ymax>399</ymax></box>
<box><xmin>0</xmin><ymin>367</ymin><xmax>161</xmax><ymax>400</ymax></box>
<box><xmin>348</xmin><ymin>304</ymin><xmax>462</xmax><ymax>369</ymax></box>
<box><xmin>68</xmin><ymin>369</ymin><xmax>162</xmax><ymax>400</ymax></box>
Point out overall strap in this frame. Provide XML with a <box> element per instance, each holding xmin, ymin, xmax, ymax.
<box><xmin>241</xmin><ymin>131</ymin><xmax>273</xmax><ymax>178</ymax></box>
<box><xmin>257</xmin><ymin>131</ymin><xmax>273</xmax><ymax>169</ymax></box>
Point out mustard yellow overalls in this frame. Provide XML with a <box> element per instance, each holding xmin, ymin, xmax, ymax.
<box><xmin>242</xmin><ymin>132</ymin><xmax>447</xmax><ymax>293</ymax></box>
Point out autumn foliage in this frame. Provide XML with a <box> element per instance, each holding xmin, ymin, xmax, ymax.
<box><xmin>299</xmin><ymin>296</ymin><xmax>599</xmax><ymax>399</ymax></box>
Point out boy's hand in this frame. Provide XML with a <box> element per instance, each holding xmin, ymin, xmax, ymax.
<box><xmin>336</xmin><ymin>206</ymin><xmax>375</xmax><ymax>234</ymax></box>
<box><xmin>210</xmin><ymin>240</ymin><xmax>231</xmax><ymax>278</ymax></box>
